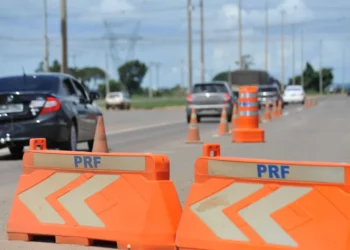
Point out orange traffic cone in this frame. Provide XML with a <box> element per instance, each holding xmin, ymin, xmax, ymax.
<box><xmin>277</xmin><ymin>100</ymin><xmax>283</xmax><ymax>116</ymax></box>
<box><xmin>263</xmin><ymin>100</ymin><xmax>271</xmax><ymax>121</ymax></box>
<box><xmin>217</xmin><ymin>106</ymin><xmax>230</xmax><ymax>136</ymax></box>
<box><xmin>92</xmin><ymin>115</ymin><xmax>109</xmax><ymax>152</ymax></box>
<box><xmin>231</xmin><ymin>103</ymin><xmax>238</xmax><ymax>131</ymax></box>
<box><xmin>186</xmin><ymin>109</ymin><xmax>202</xmax><ymax>144</ymax></box>
<box><xmin>271</xmin><ymin>100</ymin><xmax>278</xmax><ymax>118</ymax></box>
<box><xmin>305</xmin><ymin>97</ymin><xmax>310</xmax><ymax>108</ymax></box>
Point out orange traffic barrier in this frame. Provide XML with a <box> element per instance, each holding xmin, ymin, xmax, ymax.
<box><xmin>232</xmin><ymin>86</ymin><xmax>264</xmax><ymax>143</ymax></box>
<box><xmin>186</xmin><ymin>108</ymin><xmax>203</xmax><ymax>143</ymax></box>
<box><xmin>263</xmin><ymin>100</ymin><xmax>271</xmax><ymax>121</ymax></box>
<box><xmin>231</xmin><ymin>103</ymin><xmax>238</xmax><ymax>131</ymax></box>
<box><xmin>7</xmin><ymin>138</ymin><xmax>182</xmax><ymax>250</ymax></box>
<box><xmin>92</xmin><ymin>115</ymin><xmax>109</xmax><ymax>153</ymax></box>
<box><xmin>176</xmin><ymin>143</ymin><xmax>350</xmax><ymax>250</ymax></box>
<box><xmin>216</xmin><ymin>107</ymin><xmax>229</xmax><ymax>136</ymax></box>
<box><xmin>271</xmin><ymin>100</ymin><xmax>278</xmax><ymax>118</ymax></box>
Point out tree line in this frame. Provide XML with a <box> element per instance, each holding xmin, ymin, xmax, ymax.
<box><xmin>35</xmin><ymin>59</ymin><xmax>148</xmax><ymax>97</ymax></box>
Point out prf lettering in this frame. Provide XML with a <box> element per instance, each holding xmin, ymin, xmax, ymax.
<box><xmin>74</xmin><ymin>156</ymin><xmax>101</xmax><ymax>169</ymax></box>
<box><xmin>257</xmin><ymin>164</ymin><xmax>290</xmax><ymax>179</ymax></box>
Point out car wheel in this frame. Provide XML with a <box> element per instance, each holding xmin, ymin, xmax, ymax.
<box><xmin>9</xmin><ymin>145</ymin><xmax>24</xmax><ymax>158</ymax></box>
<box><xmin>197</xmin><ymin>116</ymin><xmax>201</xmax><ymax>123</ymax></box>
<box><xmin>126</xmin><ymin>104</ymin><xmax>131</xmax><ymax>110</ymax></box>
<box><xmin>88</xmin><ymin>140</ymin><xmax>94</xmax><ymax>152</ymax></box>
<box><xmin>186</xmin><ymin>115</ymin><xmax>191</xmax><ymax>123</ymax></box>
<box><xmin>227</xmin><ymin>114</ymin><xmax>232</xmax><ymax>123</ymax></box>
<box><xmin>105</xmin><ymin>105</ymin><xmax>110</xmax><ymax>110</ymax></box>
<box><xmin>61</xmin><ymin>122</ymin><xmax>77</xmax><ymax>151</ymax></box>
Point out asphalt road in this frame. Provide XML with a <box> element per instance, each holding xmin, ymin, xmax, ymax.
<box><xmin>1</xmin><ymin>96</ymin><xmax>348</xmax><ymax>249</ymax></box>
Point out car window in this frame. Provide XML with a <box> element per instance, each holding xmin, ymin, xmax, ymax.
<box><xmin>285</xmin><ymin>86</ymin><xmax>303</xmax><ymax>92</ymax></box>
<box><xmin>192</xmin><ymin>83</ymin><xmax>229</xmax><ymax>94</ymax></box>
<box><xmin>258</xmin><ymin>87</ymin><xmax>278</xmax><ymax>92</ymax></box>
<box><xmin>0</xmin><ymin>75</ymin><xmax>59</xmax><ymax>92</ymax></box>
<box><xmin>108</xmin><ymin>93</ymin><xmax>121</xmax><ymax>98</ymax></box>
<box><xmin>62</xmin><ymin>78</ymin><xmax>76</xmax><ymax>96</ymax></box>
<box><xmin>71</xmin><ymin>79</ymin><xmax>89</xmax><ymax>100</ymax></box>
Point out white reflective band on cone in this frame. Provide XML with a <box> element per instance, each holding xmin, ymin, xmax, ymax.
<box><xmin>239</xmin><ymin>102</ymin><xmax>258</xmax><ymax>107</ymax></box>
<box><xmin>239</xmin><ymin>93</ymin><xmax>257</xmax><ymax>98</ymax></box>
<box><xmin>239</xmin><ymin>111</ymin><xmax>259</xmax><ymax>116</ymax></box>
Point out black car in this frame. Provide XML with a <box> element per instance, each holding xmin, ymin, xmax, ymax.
<box><xmin>0</xmin><ymin>73</ymin><xmax>102</xmax><ymax>157</ymax></box>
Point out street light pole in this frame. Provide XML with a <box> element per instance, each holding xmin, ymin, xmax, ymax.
<box><xmin>281</xmin><ymin>10</ymin><xmax>285</xmax><ymax>92</ymax></box>
<box><xmin>319</xmin><ymin>40</ymin><xmax>323</xmax><ymax>95</ymax></box>
<box><xmin>301</xmin><ymin>30</ymin><xmax>304</xmax><ymax>87</ymax></box>
<box><xmin>60</xmin><ymin>0</ymin><xmax>68</xmax><ymax>73</ymax></box>
<box><xmin>292</xmin><ymin>23</ymin><xmax>296</xmax><ymax>85</ymax></box>
<box><xmin>199</xmin><ymin>0</ymin><xmax>205</xmax><ymax>82</ymax></box>
<box><xmin>264</xmin><ymin>0</ymin><xmax>269</xmax><ymax>72</ymax></box>
<box><xmin>238</xmin><ymin>0</ymin><xmax>243</xmax><ymax>69</ymax></box>
<box><xmin>43</xmin><ymin>0</ymin><xmax>49</xmax><ymax>72</ymax></box>
<box><xmin>187</xmin><ymin>0</ymin><xmax>193</xmax><ymax>93</ymax></box>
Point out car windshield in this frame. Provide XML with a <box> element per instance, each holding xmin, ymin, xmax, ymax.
<box><xmin>0</xmin><ymin>75</ymin><xmax>58</xmax><ymax>92</ymax></box>
<box><xmin>193</xmin><ymin>83</ymin><xmax>228</xmax><ymax>93</ymax></box>
<box><xmin>258</xmin><ymin>87</ymin><xmax>278</xmax><ymax>92</ymax></box>
<box><xmin>108</xmin><ymin>93</ymin><xmax>121</xmax><ymax>98</ymax></box>
<box><xmin>285</xmin><ymin>86</ymin><xmax>303</xmax><ymax>92</ymax></box>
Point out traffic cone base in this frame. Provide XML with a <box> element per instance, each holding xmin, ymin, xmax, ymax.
<box><xmin>232</xmin><ymin>128</ymin><xmax>265</xmax><ymax>143</ymax></box>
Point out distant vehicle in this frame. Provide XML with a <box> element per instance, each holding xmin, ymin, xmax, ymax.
<box><xmin>186</xmin><ymin>81</ymin><xmax>237</xmax><ymax>123</ymax></box>
<box><xmin>283</xmin><ymin>85</ymin><xmax>305</xmax><ymax>105</ymax></box>
<box><xmin>0</xmin><ymin>73</ymin><xmax>102</xmax><ymax>157</ymax></box>
<box><xmin>257</xmin><ymin>84</ymin><xmax>284</xmax><ymax>109</ymax></box>
<box><xmin>105</xmin><ymin>91</ymin><xmax>131</xmax><ymax>110</ymax></box>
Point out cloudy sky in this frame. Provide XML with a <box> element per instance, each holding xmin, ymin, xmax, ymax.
<box><xmin>0</xmin><ymin>0</ymin><xmax>349</xmax><ymax>89</ymax></box>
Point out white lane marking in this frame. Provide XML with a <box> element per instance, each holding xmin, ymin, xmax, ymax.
<box><xmin>106</xmin><ymin>120</ymin><xmax>184</xmax><ymax>135</ymax></box>
<box><xmin>297</xmin><ymin>107</ymin><xmax>303</xmax><ymax>112</ymax></box>
<box><xmin>282</xmin><ymin>111</ymin><xmax>289</xmax><ymax>116</ymax></box>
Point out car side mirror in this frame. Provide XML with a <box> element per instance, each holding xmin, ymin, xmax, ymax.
<box><xmin>89</xmin><ymin>91</ymin><xmax>100</xmax><ymax>101</ymax></box>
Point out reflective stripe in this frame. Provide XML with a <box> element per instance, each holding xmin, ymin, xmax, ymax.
<box><xmin>189</xmin><ymin>123</ymin><xmax>198</xmax><ymax>129</ymax></box>
<box><xmin>239</xmin><ymin>102</ymin><xmax>258</xmax><ymax>107</ymax></box>
<box><xmin>239</xmin><ymin>111</ymin><xmax>259</xmax><ymax>116</ymax></box>
<box><xmin>239</xmin><ymin>93</ymin><xmax>257</xmax><ymax>98</ymax></box>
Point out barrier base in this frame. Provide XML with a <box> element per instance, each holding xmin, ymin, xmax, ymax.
<box><xmin>232</xmin><ymin>128</ymin><xmax>264</xmax><ymax>143</ymax></box>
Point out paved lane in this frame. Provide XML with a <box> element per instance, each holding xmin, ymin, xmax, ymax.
<box><xmin>0</xmin><ymin>101</ymin><xmax>315</xmax><ymax>250</ymax></box>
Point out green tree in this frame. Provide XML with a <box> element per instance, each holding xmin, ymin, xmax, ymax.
<box><xmin>212</xmin><ymin>71</ymin><xmax>231</xmax><ymax>81</ymax></box>
<box><xmin>98</xmin><ymin>80</ymin><xmax>122</xmax><ymax>98</ymax></box>
<box><xmin>118</xmin><ymin>60</ymin><xmax>148</xmax><ymax>95</ymax></box>
<box><xmin>288</xmin><ymin>62</ymin><xmax>333</xmax><ymax>92</ymax></box>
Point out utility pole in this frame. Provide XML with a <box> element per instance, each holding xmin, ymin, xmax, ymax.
<box><xmin>342</xmin><ymin>42</ymin><xmax>345</xmax><ymax>94</ymax></box>
<box><xmin>43</xmin><ymin>0</ymin><xmax>49</xmax><ymax>72</ymax></box>
<box><xmin>199</xmin><ymin>0</ymin><xmax>205</xmax><ymax>82</ymax></box>
<box><xmin>319</xmin><ymin>40</ymin><xmax>323</xmax><ymax>95</ymax></box>
<box><xmin>300</xmin><ymin>30</ymin><xmax>304</xmax><ymax>87</ymax></box>
<box><xmin>238</xmin><ymin>0</ymin><xmax>243</xmax><ymax>69</ymax></box>
<box><xmin>264</xmin><ymin>0</ymin><xmax>269</xmax><ymax>72</ymax></box>
<box><xmin>152</xmin><ymin>62</ymin><xmax>161</xmax><ymax>90</ymax></box>
<box><xmin>148</xmin><ymin>64</ymin><xmax>154</xmax><ymax>98</ymax></box>
<box><xmin>281</xmin><ymin>10</ymin><xmax>285</xmax><ymax>92</ymax></box>
<box><xmin>187</xmin><ymin>0</ymin><xmax>193</xmax><ymax>93</ymax></box>
<box><xmin>181</xmin><ymin>59</ymin><xmax>185</xmax><ymax>88</ymax></box>
<box><xmin>60</xmin><ymin>0</ymin><xmax>68</xmax><ymax>73</ymax></box>
<box><xmin>105</xmin><ymin>52</ymin><xmax>110</xmax><ymax>95</ymax></box>
<box><xmin>292</xmin><ymin>23</ymin><xmax>296</xmax><ymax>85</ymax></box>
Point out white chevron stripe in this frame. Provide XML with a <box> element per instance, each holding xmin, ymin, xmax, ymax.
<box><xmin>58</xmin><ymin>175</ymin><xmax>119</xmax><ymax>227</ymax></box>
<box><xmin>190</xmin><ymin>183</ymin><xmax>263</xmax><ymax>241</ymax></box>
<box><xmin>18</xmin><ymin>173</ymin><xmax>80</xmax><ymax>224</ymax></box>
<box><xmin>239</xmin><ymin>186</ymin><xmax>312</xmax><ymax>246</ymax></box>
